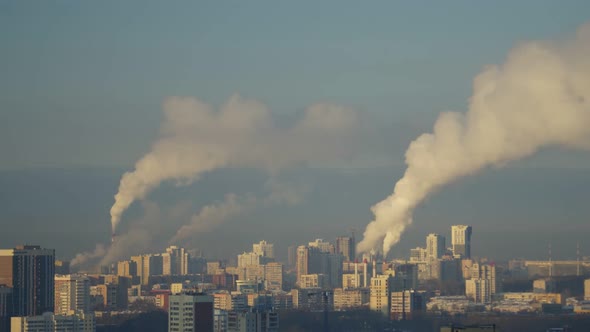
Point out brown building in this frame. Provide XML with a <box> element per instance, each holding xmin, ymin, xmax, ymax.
<box><xmin>0</xmin><ymin>245</ymin><xmax>55</xmax><ymax>316</ymax></box>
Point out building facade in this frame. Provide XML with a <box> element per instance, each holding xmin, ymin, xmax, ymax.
<box><xmin>0</xmin><ymin>245</ymin><xmax>55</xmax><ymax>316</ymax></box>
<box><xmin>169</xmin><ymin>293</ymin><xmax>214</xmax><ymax>332</ymax></box>
<box><xmin>54</xmin><ymin>274</ymin><xmax>90</xmax><ymax>315</ymax></box>
<box><xmin>451</xmin><ymin>225</ymin><xmax>472</xmax><ymax>259</ymax></box>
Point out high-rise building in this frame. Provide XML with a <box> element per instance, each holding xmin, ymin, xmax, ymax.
<box><xmin>451</xmin><ymin>225</ymin><xmax>472</xmax><ymax>259</ymax></box>
<box><xmin>0</xmin><ymin>245</ymin><xmax>55</xmax><ymax>316</ymax></box>
<box><xmin>409</xmin><ymin>247</ymin><xmax>427</xmax><ymax>263</ymax></box>
<box><xmin>169</xmin><ymin>293</ymin><xmax>214</xmax><ymax>332</ymax></box>
<box><xmin>54</xmin><ymin>274</ymin><xmax>90</xmax><ymax>315</ymax></box>
<box><xmin>296</xmin><ymin>245</ymin><xmax>342</xmax><ymax>288</ymax></box>
<box><xmin>585</xmin><ymin>279</ymin><xmax>590</xmax><ymax>301</ymax></box>
<box><xmin>162</xmin><ymin>246</ymin><xmax>189</xmax><ymax>276</ymax></box>
<box><xmin>465</xmin><ymin>263</ymin><xmax>498</xmax><ymax>304</ymax></box>
<box><xmin>370</xmin><ymin>275</ymin><xmax>392</xmax><ymax>316</ymax></box>
<box><xmin>426</xmin><ymin>234</ymin><xmax>446</xmax><ymax>260</ymax></box>
<box><xmin>336</xmin><ymin>236</ymin><xmax>355</xmax><ymax>262</ymax></box>
<box><xmin>252</xmin><ymin>241</ymin><xmax>274</xmax><ymax>259</ymax></box>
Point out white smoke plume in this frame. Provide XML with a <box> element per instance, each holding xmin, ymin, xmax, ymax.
<box><xmin>110</xmin><ymin>95</ymin><xmax>358</xmax><ymax>233</ymax></box>
<box><xmin>358</xmin><ymin>23</ymin><xmax>590</xmax><ymax>257</ymax></box>
<box><xmin>70</xmin><ymin>244</ymin><xmax>107</xmax><ymax>268</ymax></box>
<box><xmin>170</xmin><ymin>180</ymin><xmax>308</xmax><ymax>244</ymax></box>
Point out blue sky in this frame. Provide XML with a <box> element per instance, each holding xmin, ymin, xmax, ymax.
<box><xmin>2</xmin><ymin>1</ymin><xmax>589</xmax><ymax>169</ymax></box>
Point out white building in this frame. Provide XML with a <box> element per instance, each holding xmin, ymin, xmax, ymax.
<box><xmin>11</xmin><ymin>312</ymin><xmax>94</xmax><ymax>332</ymax></box>
<box><xmin>308</xmin><ymin>239</ymin><xmax>334</xmax><ymax>253</ymax></box>
<box><xmin>54</xmin><ymin>275</ymin><xmax>90</xmax><ymax>315</ymax></box>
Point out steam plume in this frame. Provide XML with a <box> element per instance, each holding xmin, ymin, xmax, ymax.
<box><xmin>110</xmin><ymin>95</ymin><xmax>357</xmax><ymax>233</ymax></box>
<box><xmin>358</xmin><ymin>24</ymin><xmax>590</xmax><ymax>256</ymax></box>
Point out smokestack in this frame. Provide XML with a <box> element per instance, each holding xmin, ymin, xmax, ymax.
<box><xmin>358</xmin><ymin>23</ymin><xmax>590</xmax><ymax>257</ymax></box>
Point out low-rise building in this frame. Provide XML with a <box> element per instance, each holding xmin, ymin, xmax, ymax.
<box><xmin>11</xmin><ymin>312</ymin><xmax>94</xmax><ymax>332</ymax></box>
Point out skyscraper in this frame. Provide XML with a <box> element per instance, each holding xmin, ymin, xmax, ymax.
<box><xmin>426</xmin><ymin>233</ymin><xmax>446</xmax><ymax>260</ymax></box>
<box><xmin>0</xmin><ymin>245</ymin><xmax>55</xmax><ymax>316</ymax></box>
<box><xmin>336</xmin><ymin>236</ymin><xmax>355</xmax><ymax>262</ymax></box>
<box><xmin>451</xmin><ymin>225</ymin><xmax>472</xmax><ymax>259</ymax></box>
<box><xmin>54</xmin><ymin>274</ymin><xmax>90</xmax><ymax>315</ymax></box>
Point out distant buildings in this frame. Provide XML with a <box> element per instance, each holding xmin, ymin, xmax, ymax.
<box><xmin>336</xmin><ymin>236</ymin><xmax>355</xmax><ymax>262</ymax></box>
<box><xmin>465</xmin><ymin>263</ymin><xmax>499</xmax><ymax>304</ymax></box>
<box><xmin>370</xmin><ymin>275</ymin><xmax>392</xmax><ymax>315</ymax></box>
<box><xmin>163</xmin><ymin>246</ymin><xmax>189</xmax><ymax>276</ymax></box>
<box><xmin>426</xmin><ymin>234</ymin><xmax>446</xmax><ymax>260</ymax></box>
<box><xmin>11</xmin><ymin>312</ymin><xmax>94</xmax><ymax>332</ymax></box>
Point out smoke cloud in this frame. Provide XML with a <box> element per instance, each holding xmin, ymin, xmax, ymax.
<box><xmin>171</xmin><ymin>180</ymin><xmax>308</xmax><ymax>244</ymax></box>
<box><xmin>110</xmin><ymin>95</ymin><xmax>358</xmax><ymax>233</ymax></box>
<box><xmin>358</xmin><ymin>23</ymin><xmax>590</xmax><ymax>256</ymax></box>
<box><xmin>70</xmin><ymin>244</ymin><xmax>107</xmax><ymax>269</ymax></box>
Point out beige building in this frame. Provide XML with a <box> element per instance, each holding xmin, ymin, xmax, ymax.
<box><xmin>299</xmin><ymin>274</ymin><xmax>328</xmax><ymax>289</ymax></box>
<box><xmin>333</xmin><ymin>288</ymin><xmax>369</xmax><ymax>310</ymax></box>
<box><xmin>116</xmin><ymin>260</ymin><xmax>137</xmax><ymax>278</ymax></box>
<box><xmin>585</xmin><ymin>279</ymin><xmax>590</xmax><ymax>300</ymax></box>
<box><xmin>264</xmin><ymin>262</ymin><xmax>283</xmax><ymax>291</ymax></box>
<box><xmin>370</xmin><ymin>275</ymin><xmax>392</xmax><ymax>315</ymax></box>
<box><xmin>252</xmin><ymin>240</ymin><xmax>275</xmax><ymax>259</ymax></box>
<box><xmin>162</xmin><ymin>246</ymin><xmax>189</xmax><ymax>276</ymax></box>
<box><xmin>390</xmin><ymin>290</ymin><xmax>424</xmax><ymax>320</ymax></box>
<box><xmin>11</xmin><ymin>312</ymin><xmax>94</xmax><ymax>332</ymax></box>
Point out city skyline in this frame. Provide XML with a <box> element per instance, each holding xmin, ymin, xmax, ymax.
<box><xmin>1</xmin><ymin>0</ymin><xmax>590</xmax><ymax>302</ymax></box>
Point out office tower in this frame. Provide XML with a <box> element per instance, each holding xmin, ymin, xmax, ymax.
<box><xmin>253</xmin><ymin>240</ymin><xmax>274</xmax><ymax>259</ymax></box>
<box><xmin>585</xmin><ymin>279</ymin><xmax>590</xmax><ymax>301</ymax></box>
<box><xmin>336</xmin><ymin>236</ymin><xmax>355</xmax><ymax>262</ymax></box>
<box><xmin>426</xmin><ymin>233</ymin><xmax>446</xmax><ymax>260</ymax></box>
<box><xmin>451</xmin><ymin>225</ymin><xmax>472</xmax><ymax>258</ymax></box>
<box><xmin>390</xmin><ymin>290</ymin><xmax>424</xmax><ymax>320</ymax></box>
<box><xmin>0</xmin><ymin>245</ymin><xmax>55</xmax><ymax>316</ymax></box>
<box><xmin>264</xmin><ymin>262</ymin><xmax>283</xmax><ymax>291</ymax></box>
<box><xmin>116</xmin><ymin>260</ymin><xmax>137</xmax><ymax>278</ymax></box>
<box><xmin>11</xmin><ymin>312</ymin><xmax>95</xmax><ymax>332</ymax></box>
<box><xmin>162</xmin><ymin>246</ymin><xmax>189</xmax><ymax>276</ymax></box>
<box><xmin>370</xmin><ymin>275</ymin><xmax>392</xmax><ymax>316</ymax></box>
<box><xmin>54</xmin><ymin>274</ymin><xmax>90</xmax><ymax>315</ymax></box>
<box><xmin>169</xmin><ymin>293</ymin><xmax>214</xmax><ymax>332</ymax></box>
<box><xmin>0</xmin><ymin>285</ymin><xmax>12</xmax><ymax>332</ymax></box>
<box><xmin>308</xmin><ymin>239</ymin><xmax>334</xmax><ymax>253</ymax></box>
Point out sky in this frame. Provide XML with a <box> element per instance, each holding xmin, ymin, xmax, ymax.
<box><xmin>1</xmin><ymin>1</ymin><xmax>589</xmax><ymax>264</ymax></box>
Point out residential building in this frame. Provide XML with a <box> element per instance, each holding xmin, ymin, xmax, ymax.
<box><xmin>54</xmin><ymin>274</ymin><xmax>90</xmax><ymax>315</ymax></box>
<box><xmin>168</xmin><ymin>293</ymin><xmax>214</xmax><ymax>332</ymax></box>
<box><xmin>370</xmin><ymin>275</ymin><xmax>392</xmax><ymax>315</ymax></box>
<box><xmin>227</xmin><ymin>310</ymin><xmax>279</xmax><ymax>332</ymax></box>
<box><xmin>333</xmin><ymin>288</ymin><xmax>369</xmax><ymax>310</ymax></box>
<box><xmin>0</xmin><ymin>285</ymin><xmax>12</xmax><ymax>332</ymax></box>
<box><xmin>264</xmin><ymin>263</ymin><xmax>283</xmax><ymax>291</ymax></box>
<box><xmin>162</xmin><ymin>246</ymin><xmax>189</xmax><ymax>276</ymax></box>
<box><xmin>116</xmin><ymin>260</ymin><xmax>137</xmax><ymax>278</ymax></box>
